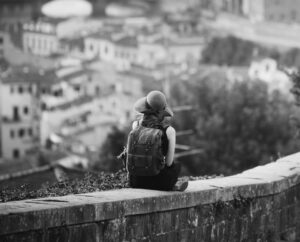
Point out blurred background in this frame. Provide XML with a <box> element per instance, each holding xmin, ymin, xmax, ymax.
<box><xmin>1</xmin><ymin>0</ymin><xmax>300</xmax><ymax>192</ymax></box>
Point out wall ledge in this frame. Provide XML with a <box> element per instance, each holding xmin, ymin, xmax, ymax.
<box><xmin>0</xmin><ymin>152</ymin><xmax>300</xmax><ymax>236</ymax></box>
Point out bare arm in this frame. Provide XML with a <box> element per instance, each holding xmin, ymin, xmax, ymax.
<box><xmin>132</xmin><ymin>120</ymin><xmax>138</xmax><ymax>129</ymax></box>
<box><xmin>165</xmin><ymin>126</ymin><xmax>176</xmax><ymax>167</ymax></box>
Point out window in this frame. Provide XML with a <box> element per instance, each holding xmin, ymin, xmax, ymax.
<box><xmin>0</xmin><ymin>37</ymin><xmax>3</xmax><ymax>45</ymax></box>
<box><xmin>44</xmin><ymin>39</ymin><xmax>48</xmax><ymax>50</ymax></box>
<box><xmin>74</xmin><ymin>85</ymin><xmax>81</xmax><ymax>92</ymax></box>
<box><xmin>13</xmin><ymin>149</ymin><xmax>20</xmax><ymax>159</ymax></box>
<box><xmin>10</xmin><ymin>130</ymin><xmax>14</xmax><ymax>138</ymax></box>
<box><xmin>19</xmin><ymin>128</ymin><xmax>25</xmax><ymax>138</ymax></box>
<box><xmin>265</xmin><ymin>64</ymin><xmax>270</xmax><ymax>72</ymax></box>
<box><xmin>28</xmin><ymin>128</ymin><xmax>33</xmax><ymax>136</ymax></box>
<box><xmin>31</xmin><ymin>37</ymin><xmax>35</xmax><ymax>48</ymax></box>
<box><xmin>291</xmin><ymin>10</ymin><xmax>297</xmax><ymax>21</ymax></box>
<box><xmin>18</xmin><ymin>86</ymin><xmax>23</xmax><ymax>94</ymax></box>
<box><xmin>104</xmin><ymin>46</ymin><xmax>109</xmax><ymax>54</ymax></box>
<box><xmin>13</xmin><ymin>106</ymin><xmax>19</xmax><ymax>121</ymax></box>
<box><xmin>41</xmin><ymin>102</ymin><xmax>46</xmax><ymax>111</ymax></box>
<box><xmin>89</xmin><ymin>43</ymin><xmax>94</xmax><ymax>51</ymax></box>
<box><xmin>95</xmin><ymin>86</ymin><xmax>100</xmax><ymax>96</ymax></box>
<box><xmin>24</xmin><ymin>107</ymin><xmax>29</xmax><ymax>115</ymax></box>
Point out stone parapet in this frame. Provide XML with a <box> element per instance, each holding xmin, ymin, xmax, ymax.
<box><xmin>0</xmin><ymin>153</ymin><xmax>300</xmax><ymax>241</ymax></box>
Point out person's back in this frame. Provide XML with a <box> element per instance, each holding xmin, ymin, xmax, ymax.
<box><xmin>126</xmin><ymin>90</ymin><xmax>188</xmax><ymax>191</ymax></box>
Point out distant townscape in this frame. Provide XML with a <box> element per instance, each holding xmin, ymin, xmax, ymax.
<box><xmin>0</xmin><ymin>0</ymin><xmax>300</xmax><ymax>188</ymax></box>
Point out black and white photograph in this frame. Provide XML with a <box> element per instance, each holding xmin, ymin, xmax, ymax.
<box><xmin>0</xmin><ymin>0</ymin><xmax>299</xmax><ymax>241</ymax></box>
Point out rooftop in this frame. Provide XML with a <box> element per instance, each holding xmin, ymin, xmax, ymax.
<box><xmin>152</xmin><ymin>35</ymin><xmax>205</xmax><ymax>47</ymax></box>
<box><xmin>115</xmin><ymin>35</ymin><xmax>138</xmax><ymax>47</ymax></box>
<box><xmin>1</xmin><ymin>66</ymin><xmax>60</xmax><ymax>86</ymax></box>
<box><xmin>47</xmin><ymin>95</ymin><xmax>94</xmax><ymax>111</ymax></box>
<box><xmin>23</xmin><ymin>17</ymin><xmax>67</xmax><ymax>35</ymax></box>
<box><xmin>61</xmin><ymin>68</ymin><xmax>94</xmax><ymax>82</ymax></box>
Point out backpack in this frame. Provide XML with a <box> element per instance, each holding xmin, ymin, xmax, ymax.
<box><xmin>126</xmin><ymin>125</ymin><xmax>165</xmax><ymax>176</ymax></box>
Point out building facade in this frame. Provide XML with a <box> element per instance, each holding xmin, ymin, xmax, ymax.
<box><xmin>22</xmin><ymin>19</ymin><xmax>62</xmax><ymax>56</ymax></box>
<box><xmin>212</xmin><ymin>0</ymin><xmax>300</xmax><ymax>23</ymax></box>
<box><xmin>84</xmin><ymin>32</ymin><xmax>116</xmax><ymax>62</ymax></box>
<box><xmin>0</xmin><ymin>67</ymin><xmax>40</xmax><ymax>160</ymax></box>
<box><xmin>85</xmin><ymin>32</ymin><xmax>139</xmax><ymax>70</ymax></box>
<box><xmin>159</xmin><ymin>0</ymin><xmax>200</xmax><ymax>13</ymax></box>
<box><xmin>0</xmin><ymin>31</ymin><xmax>4</xmax><ymax>57</ymax></box>
<box><xmin>0</xmin><ymin>0</ymin><xmax>37</xmax><ymax>26</ymax></box>
<box><xmin>263</xmin><ymin>0</ymin><xmax>300</xmax><ymax>23</ymax></box>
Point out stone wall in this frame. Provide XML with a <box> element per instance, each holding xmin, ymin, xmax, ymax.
<box><xmin>0</xmin><ymin>153</ymin><xmax>300</xmax><ymax>242</ymax></box>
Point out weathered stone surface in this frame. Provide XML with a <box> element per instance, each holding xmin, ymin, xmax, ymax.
<box><xmin>0</xmin><ymin>153</ymin><xmax>300</xmax><ymax>241</ymax></box>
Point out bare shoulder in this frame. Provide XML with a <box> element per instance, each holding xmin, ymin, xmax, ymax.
<box><xmin>132</xmin><ymin>120</ymin><xmax>138</xmax><ymax>129</ymax></box>
<box><xmin>166</xmin><ymin>126</ymin><xmax>176</xmax><ymax>138</ymax></box>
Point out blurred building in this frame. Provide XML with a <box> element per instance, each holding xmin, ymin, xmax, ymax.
<box><xmin>39</xmin><ymin>61</ymin><xmax>141</xmax><ymax>150</ymax></box>
<box><xmin>159</xmin><ymin>0</ymin><xmax>200</xmax><ymax>13</ymax></box>
<box><xmin>0</xmin><ymin>31</ymin><xmax>4</xmax><ymax>57</ymax></box>
<box><xmin>85</xmin><ymin>32</ymin><xmax>139</xmax><ymax>70</ymax></box>
<box><xmin>0</xmin><ymin>0</ymin><xmax>38</xmax><ymax>25</ymax></box>
<box><xmin>248</xmin><ymin>58</ymin><xmax>292</xmax><ymax>96</ymax></box>
<box><xmin>246</xmin><ymin>0</ymin><xmax>300</xmax><ymax>23</ymax></box>
<box><xmin>114</xmin><ymin>35</ymin><xmax>139</xmax><ymax>70</ymax></box>
<box><xmin>0</xmin><ymin>66</ymin><xmax>46</xmax><ymax>159</ymax></box>
<box><xmin>138</xmin><ymin>34</ymin><xmax>204</xmax><ymax>68</ymax></box>
<box><xmin>202</xmin><ymin>0</ymin><xmax>300</xmax><ymax>23</ymax></box>
<box><xmin>0</xmin><ymin>61</ymin><xmax>141</xmax><ymax>161</ymax></box>
<box><xmin>22</xmin><ymin>17</ymin><xmax>102</xmax><ymax>57</ymax></box>
<box><xmin>23</xmin><ymin>18</ymin><xmax>66</xmax><ymax>57</ymax></box>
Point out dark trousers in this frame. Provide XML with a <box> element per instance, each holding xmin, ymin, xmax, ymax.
<box><xmin>129</xmin><ymin>163</ymin><xmax>181</xmax><ymax>191</ymax></box>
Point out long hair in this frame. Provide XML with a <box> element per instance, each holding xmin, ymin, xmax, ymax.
<box><xmin>140</xmin><ymin>111</ymin><xmax>165</xmax><ymax>129</ymax></box>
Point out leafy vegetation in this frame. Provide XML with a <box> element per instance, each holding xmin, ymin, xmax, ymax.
<box><xmin>93</xmin><ymin>125</ymin><xmax>130</xmax><ymax>172</ymax></box>
<box><xmin>202</xmin><ymin>36</ymin><xmax>255</xmax><ymax>66</ymax></box>
<box><xmin>171</xmin><ymin>76</ymin><xmax>299</xmax><ymax>175</ymax></box>
<box><xmin>0</xmin><ymin>168</ymin><xmax>222</xmax><ymax>202</ymax></box>
<box><xmin>202</xmin><ymin>35</ymin><xmax>300</xmax><ymax>68</ymax></box>
<box><xmin>0</xmin><ymin>169</ymin><xmax>128</xmax><ymax>203</ymax></box>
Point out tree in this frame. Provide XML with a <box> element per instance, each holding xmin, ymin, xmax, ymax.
<box><xmin>201</xmin><ymin>36</ymin><xmax>255</xmax><ymax>66</ymax></box>
<box><xmin>201</xmin><ymin>36</ymin><xmax>300</xmax><ymax>68</ymax></box>
<box><xmin>170</xmin><ymin>75</ymin><xmax>299</xmax><ymax>176</ymax></box>
<box><xmin>96</xmin><ymin>125</ymin><xmax>130</xmax><ymax>172</ymax></box>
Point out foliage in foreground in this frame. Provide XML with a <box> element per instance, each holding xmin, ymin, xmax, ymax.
<box><xmin>0</xmin><ymin>169</ymin><xmax>221</xmax><ymax>203</ymax></box>
<box><xmin>0</xmin><ymin>169</ymin><xmax>128</xmax><ymax>203</ymax></box>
